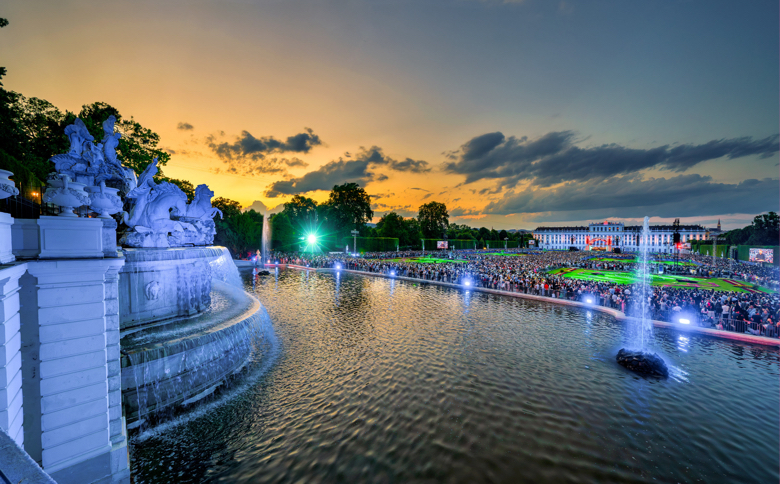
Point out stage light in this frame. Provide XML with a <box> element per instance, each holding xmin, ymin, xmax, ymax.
<box><xmin>335</xmin><ymin>263</ymin><xmax>342</xmax><ymax>270</ymax></box>
<box><xmin>390</xmin><ymin>270</ymin><xmax>396</xmax><ymax>277</ymax></box>
<box><xmin>679</xmin><ymin>318</ymin><xmax>690</xmax><ymax>325</ymax></box>
<box><xmin>307</xmin><ymin>233</ymin><xmax>318</xmax><ymax>245</ymax></box>
<box><xmin>464</xmin><ymin>279</ymin><xmax>472</xmax><ymax>287</ymax></box>
<box><xmin>586</xmin><ymin>298</ymin><xmax>593</xmax><ymax>304</ymax></box>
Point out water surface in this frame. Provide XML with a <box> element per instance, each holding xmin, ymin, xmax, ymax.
<box><xmin>129</xmin><ymin>269</ymin><xmax>779</xmax><ymax>483</ymax></box>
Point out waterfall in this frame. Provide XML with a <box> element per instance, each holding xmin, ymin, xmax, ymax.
<box><xmin>632</xmin><ymin>216</ymin><xmax>654</xmax><ymax>350</ymax></box>
<box><xmin>209</xmin><ymin>247</ymin><xmax>243</xmax><ymax>288</ymax></box>
<box><xmin>261</xmin><ymin>212</ymin><xmax>271</xmax><ymax>265</ymax></box>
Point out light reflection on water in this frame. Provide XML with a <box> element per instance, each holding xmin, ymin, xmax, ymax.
<box><xmin>129</xmin><ymin>269</ymin><xmax>779</xmax><ymax>484</ymax></box>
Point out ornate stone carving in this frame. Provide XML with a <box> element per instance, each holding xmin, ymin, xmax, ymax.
<box><xmin>119</xmin><ymin>158</ymin><xmax>195</xmax><ymax>248</ymax></box>
<box><xmin>0</xmin><ymin>170</ymin><xmax>19</xmax><ymax>200</ymax></box>
<box><xmin>86</xmin><ymin>181</ymin><xmax>123</xmax><ymax>219</ymax></box>
<box><xmin>144</xmin><ymin>281</ymin><xmax>161</xmax><ymax>300</ymax></box>
<box><xmin>42</xmin><ymin>175</ymin><xmax>91</xmax><ymax>217</ymax></box>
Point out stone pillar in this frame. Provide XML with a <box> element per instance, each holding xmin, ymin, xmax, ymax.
<box><xmin>0</xmin><ymin>212</ymin><xmax>15</xmax><ymax>264</ymax></box>
<box><xmin>10</xmin><ymin>219</ymin><xmax>40</xmax><ymax>260</ymax></box>
<box><xmin>102</xmin><ymin>219</ymin><xmax>119</xmax><ymax>259</ymax></box>
<box><xmin>22</xmin><ymin>258</ymin><xmax>128</xmax><ymax>484</ymax></box>
<box><xmin>0</xmin><ymin>263</ymin><xmax>26</xmax><ymax>447</ymax></box>
<box><xmin>104</xmin><ymin>263</ymin><xmax>129</xmax><ymax>480</ymax></box>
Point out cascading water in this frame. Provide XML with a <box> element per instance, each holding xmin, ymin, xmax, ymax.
<box><xmin>618</xmin><ymin>216</ymin><xmax>668</xmax><ymax>377</ymax></box>
<box><xmin>633</xmin><ymin>216</ymin><xmax>654</xmax><ymax>350</ymax></box>
<box><xmin>121</xmin><ymin>249</ymin><xmax>277</xmax><ymax>433</ymax></box>
<box><xmin>261</xmin><ymin>212</ymin><xmax>271</xmax><ymax>265</ymax></box>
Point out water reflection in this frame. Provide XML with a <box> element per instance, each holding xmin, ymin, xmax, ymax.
<box><xmin>129</xmin><ymin>269</ymin><xmax>780</xmax><ymax>484</ymax></box>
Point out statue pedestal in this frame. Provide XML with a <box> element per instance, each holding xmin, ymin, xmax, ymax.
<box><xmin>37</xmin><ymin>217</ymin><xmax>103</xmax><ymax>259</ymax></box>
<box><xmin>0</xmin><ymin>212</ymin><xmax>15</xmax><ymax>264</ymax></box>
<box><xmin>11</xmin><ymin>220</ymin><xmax>40</xmax><ymax>260</ymax></box>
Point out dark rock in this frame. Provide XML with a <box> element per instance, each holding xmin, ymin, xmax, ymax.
<box><xmin>616</xmin><ymin>348</ymin><xmax>669</xmax><ymax>378</ymax></box>
<box><xmin>257</xmin><ymin>270</ymin><xmax>271</xmax><ymax>276</ymax></box>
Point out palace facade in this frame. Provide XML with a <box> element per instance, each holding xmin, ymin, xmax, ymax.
<box><xmin>532</xmin><ymin>220</ymin><xmax>716</xmax><ymax>253</ymax></box>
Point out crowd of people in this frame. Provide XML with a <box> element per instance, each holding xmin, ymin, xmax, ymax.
<box><xmin>259</xmin><ymin>248</ymin><xmax>780</xmax><ymax>339</ymax></box>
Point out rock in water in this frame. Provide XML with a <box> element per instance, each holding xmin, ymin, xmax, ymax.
<box><xmin>616</xmin><ymin>348</ymin><xmax>669</xmax><ymax>378</ymax></box>
<box><xmin>257</xmin><ymin>270</ymin><xmax>271</xmax><ymax>276</ymax></box>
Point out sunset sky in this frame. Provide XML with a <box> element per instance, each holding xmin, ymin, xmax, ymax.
<box><xmin>3</xmin><ymin>0</ymin><xmax>778</xmax><ymax>229</ymax></box>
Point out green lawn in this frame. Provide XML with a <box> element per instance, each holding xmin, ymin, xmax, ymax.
<box><xmin>547</xmin><ymin>267</ymin><xmax>771</xmax><ymax>293</ymax></box>
<box><xmin>589</xmin><ymin>257</ymin><xmax>696</xmax><ymax>266</ymax></box>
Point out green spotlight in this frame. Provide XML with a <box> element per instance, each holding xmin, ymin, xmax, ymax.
<box><xmin>307</xmin><ymin>233</ymin><xmax>318</xmax><ymax>245</ymax></box>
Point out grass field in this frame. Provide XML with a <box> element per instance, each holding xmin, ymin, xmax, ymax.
<box><xmin>547</xmin><ymin>267</ymin><xmax>772</xmax><ymax>293</ymax></box>
<box><xmin>589</xmin><ymin>257</ymin><xmax>696</xmax><ymax>266</ymax></box>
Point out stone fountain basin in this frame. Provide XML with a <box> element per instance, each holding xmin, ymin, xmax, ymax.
<box><xmin>120</xmin><ymin>280</ymin><xmax>264</xmax><ymax>423</ymax></box>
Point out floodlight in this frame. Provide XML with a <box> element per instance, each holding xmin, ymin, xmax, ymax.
<box><xmin>679</xmin><ymin>318</ymin><xmax>690</xmax><ymax>325</ymax></box>
<box><xmin>307</xmin><ymin>233</ymin><xmax>318</xmax><ymax>244</ymax></box>
<box><xmin>335</xmin><ymin>263</ymin><xmax>342</xmax><ymax>270</ymax></box>
<box><xmin>464</xmin><ymin>280</ymin><xmax>472</xmax><ymax>287</ymax></box>
<box><xmin>390</xmin><ymin>270</ymin><xmax>396</xmax><ymax>277</ymax></box>
<box><xmin>586</xmin><ymin>298</ymin><xmax>593</xmax><ymax>304</ymax></box>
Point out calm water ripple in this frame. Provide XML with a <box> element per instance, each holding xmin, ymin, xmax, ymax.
<box><xmin>129</xmin><ymin>269</ymin><xmax>779</xmax><ymax>483</ymax></box>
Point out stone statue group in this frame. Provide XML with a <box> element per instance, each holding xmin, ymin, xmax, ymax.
<box><xmin>44</xmin><ymin>116</ymin><xmax>223</xmax><ymax>248</ymax></box>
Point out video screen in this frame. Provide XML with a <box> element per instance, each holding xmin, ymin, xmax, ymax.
<box><xmin>749</xmin><ymin>248</ymin><xmax>773</xmax><ymax>263</ymax></box>
<box><xmin>437</xmin><ymin>241</ymin><xmax>448</xmax><ymax>249</ymax></box>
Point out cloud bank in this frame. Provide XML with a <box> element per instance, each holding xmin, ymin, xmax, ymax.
<box><xmin>265</xmin><ymin>146</ymin><xmax>430</xmax><ymax>197</ymax></box>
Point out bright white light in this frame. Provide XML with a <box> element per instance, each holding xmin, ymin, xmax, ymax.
<box><xmin>679</xmin><ymin>318</ymin><xmax>690</xmax><ymax>325</ymax></box>
<box><xmin>586</xmin><ymin>298</ymin><xmax>593</xmax><ymax>304</ymax></box>
<box><xmin>307</xmin><ymin>234</ymin><xmax>317</xmax><ymax>244</ymax></box>
<box><xmin>390</xmin><ymin>271</ymin><xmax>396</xmax><ymax>277</ymax></box>
<box><xmin>464</xmin><ymin>280</ymin><xmax>472</xmax><ymax>286</ymax></box>
<box><xmin>335</xmin><ymin>263</ymin><xmax>342</xmax><ymax>270</ymax></box>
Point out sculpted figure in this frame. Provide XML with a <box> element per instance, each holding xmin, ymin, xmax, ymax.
<box><xmin>121</xmin><ymin>158</ymin><xmax>194</xmax><ymax>247</ymax></box>
<box><xmin>102</xmin><ymin>115</ymin><xmax>124</xmax><ymax>170</ymax></box>
<box><xmin>184</xmin><ymin>185</ymin><xmax>224</xmax><ymax>221</ymax></box>
<box><xmin>64</xmin><ymin>118</ymin><xmax>93</xmax><ymax>155</ymax></box>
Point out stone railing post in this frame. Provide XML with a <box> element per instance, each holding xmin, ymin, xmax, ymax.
<box><xmin>0</xmin><ymin>264</ymin><xmax>27</xmax><ymax>447</ymax></box>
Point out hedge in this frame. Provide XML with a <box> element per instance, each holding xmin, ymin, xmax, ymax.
<box><xmin>340</xmin><ymin>237</ymin><xmax>400</xmax><ymax>252</ymax></box>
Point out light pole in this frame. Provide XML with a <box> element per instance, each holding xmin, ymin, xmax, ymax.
<box><xmin>504</xmin><ymin>237</ymin><xmax>509</xmax><ymax>250</ymax></box>
<box><xmin>351</xmin><ymin>229</ymin><xmax>359</xmax><ymax>254</ymax></box>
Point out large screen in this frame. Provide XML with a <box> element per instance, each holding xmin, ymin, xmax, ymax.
<box><xmin>749</xmin><ymin>248</ymin><xmax>773</xmax><ymax>263</ymax></box>
<box><xmin>437</xmin><ymin>241</ymin><xmax>448</xmax><ymax>249</ymax></box>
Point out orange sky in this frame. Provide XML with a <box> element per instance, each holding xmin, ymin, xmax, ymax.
<box><xmin>3</xmin><ymin>0</ymin><xmax>778</xmax><ymax>229</ymax></box>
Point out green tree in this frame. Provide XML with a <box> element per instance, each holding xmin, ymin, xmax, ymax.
<box><xmin>377</xmin><ymin>212</ymin><xmax>405</xmax><ymax>239</ymax></box>
<box><xmin>499</xmin><ymin>229</ymin><xmax>508</xmax><ymax>240</ymax></box>
<box><xmin>270</xmin><ymin>212</ymin><xmax>297</xmax><ymax>251</ymax></box>
<box><xmin>322</xmin><ymin>182</ymin><xmax>373</xmax><ymax>234</ymax></box>
<box><xmin>212</xmin><ymin>197</ymin><xmax>242</xmax><ymax>219</ymax></box>
<box><xmin>282</xmin><ymin>195</ymin><xmax>318</xmax><ymax>234</ymax></box>
<box><xmin>417</xmin><ymin>201</ymin><xmax>449</xmax><ymax>239</ymax></box>
<box><xmin>748</xmin><ymin>212</ymin><xmax>779</xmax><ymax>245</ymax></box>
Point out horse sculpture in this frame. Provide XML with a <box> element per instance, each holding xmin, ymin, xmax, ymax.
<box><xmin>184</xmin><ymin>184</ymin><xmax>223</xmax><ymax>221</ymax></box>
<box><xmin>121</xmin><ymin>158</ymin><xmax>194</xmax><ymax>247</ymax></box>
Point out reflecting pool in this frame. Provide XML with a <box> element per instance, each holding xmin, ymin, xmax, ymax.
<box><xmin>129</xmin><ymin>269</ymin><xmax>779</xmax><ymax>483</ymax></box>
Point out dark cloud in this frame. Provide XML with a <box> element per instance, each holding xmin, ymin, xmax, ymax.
<box><xmin>208</xmin><ymin>127</ymin><xmax>322</xmax><ymax>163</ymax></box>
<box><xmin>409</xmin><ymin>187</ymin><xmax>430</xmax><ymax>192</ymax></box>
<box><xmin>265</xmin><ymin>146</ymin><xmax>430</xmax><ymax>197</ymax></box>
<box><xmin>482</xmin><ymin>175</ymin><xmax>779</xmax><ymax>219</ymax></box>
<box><xmin>450</xmin><ymin>206</ymin><xmax>481</xmax><ymax>217</ymax></box>
<box><xmin>390</xmin><ymin>157</ymin><xmax>431</xmax><ymax>173</ymax></box>
<box><xmin>205</xmin><ymin>128</ymin><xmax>322</xmax><ymax>176</ymax></box>
<box><xmin>284</xmin><ymin>157</ymin><xmax>309</xmax><ymax>168</ymax></box>
<box><xmin>444</xmin><ymin>131</ymin><xmax>779</xmax><ymax>188</ymax></box>
<box><xmin>177</xmin><ymin>122</ymin><xmax>194</xmax><ymax>130</ymax></box>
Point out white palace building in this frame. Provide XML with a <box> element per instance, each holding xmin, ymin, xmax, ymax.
<box><xmin>532</xmin><ymin>220</ymin><xmax>720</xmax><ymax>253</ymax></box>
